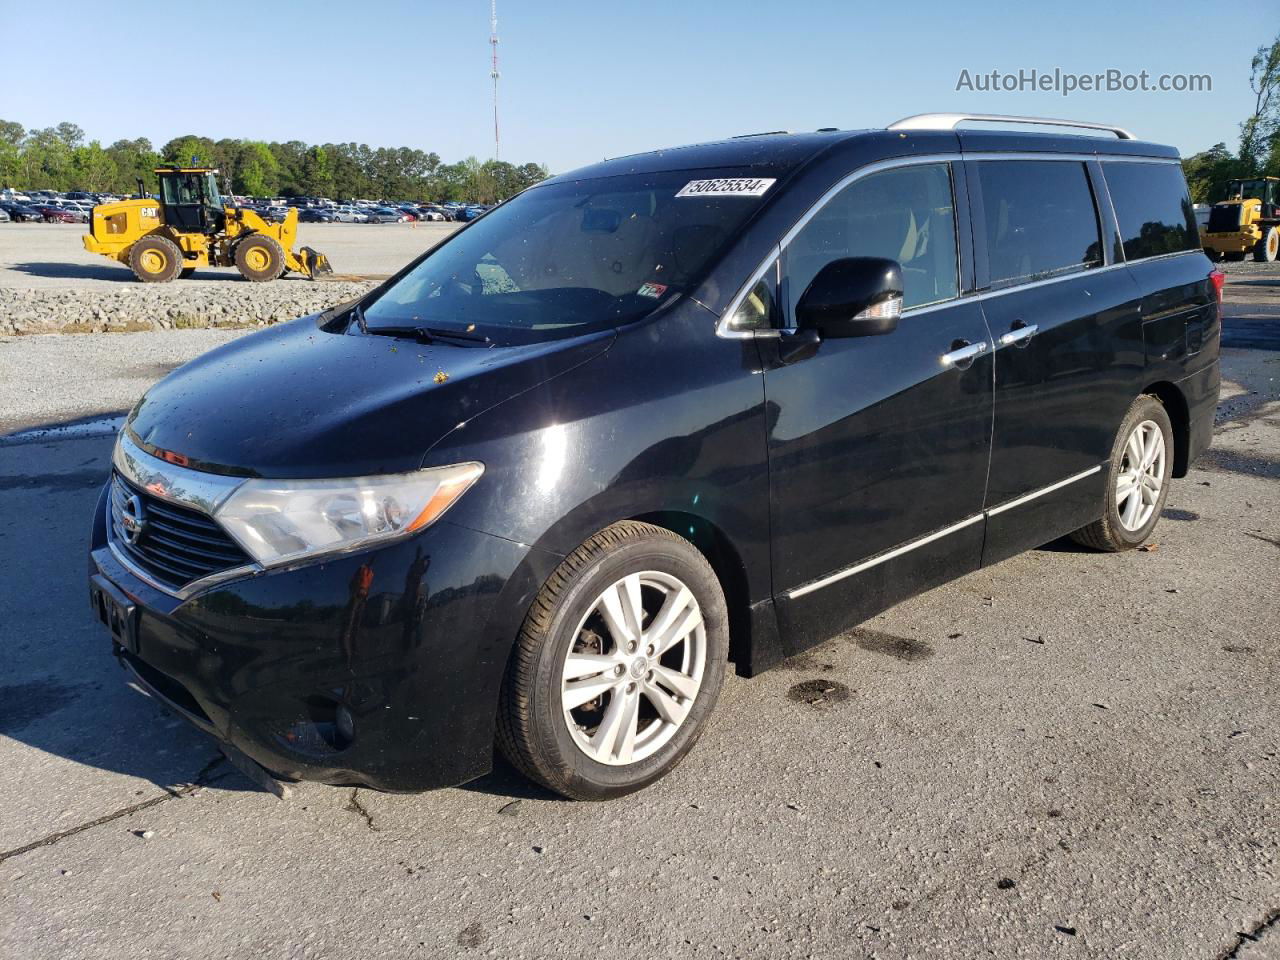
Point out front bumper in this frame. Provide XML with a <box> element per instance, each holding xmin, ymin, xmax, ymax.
<box><xmin>89</xmin><ymin>481</ymin><xmax>551</xmax><ymax>792</ymax></box>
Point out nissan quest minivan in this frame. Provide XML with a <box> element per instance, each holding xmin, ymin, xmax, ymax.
<box><xmin>89</xmin><ymin>114</ymin><xmax>1222</xmax><ymax>800</ymax></box>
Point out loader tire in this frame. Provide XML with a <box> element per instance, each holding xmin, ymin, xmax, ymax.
<box><xmin>1253</xmin><ymin>227</ymin><xmax>1279</xmax><ymax>262</ymax></box>
<box><xmin>129</xmin><ymin>235</ymin><xmax>183</xmax><ymax>283</ymax></box>
<box><xmin>234</xmin><ymin>235</ymin><xmax>285</xmax><ymax>282</ymax></box>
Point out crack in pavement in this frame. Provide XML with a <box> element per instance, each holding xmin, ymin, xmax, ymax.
<box><xmin>1218</xmin><ymin>907</ymin><xmax>1280</xmax><ymax>960</ymax></box>
<box><xmin>0</xmin><ymin>754</ymin><xmax>229</xmax><ymax>864</ymax></box>
<box><xmin>344</xmin><ymin>788</ymin><xmax>380</xmax><ymax>831</ymax></box>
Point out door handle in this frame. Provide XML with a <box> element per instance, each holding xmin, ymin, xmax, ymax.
<box><xmin>999</xmin><ymin>323</ymin><xmax>1039</xmax><ymax>347</ymax></box>
<box><xmin>941</xmin><ymin>340</ymin><xmax>988</xmax><ymax>368</ymax></box>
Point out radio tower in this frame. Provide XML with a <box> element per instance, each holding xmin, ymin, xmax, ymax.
<box><xmin>489</xmin><ymin>0</ymin><xmax>500</xmax><ymax>161</ymax></box>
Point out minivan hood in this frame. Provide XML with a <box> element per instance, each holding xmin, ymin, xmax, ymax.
<box><xmin>126</xmin><ymin>318</ymin><xmax>614</xmax><ymax>478</ymax></box>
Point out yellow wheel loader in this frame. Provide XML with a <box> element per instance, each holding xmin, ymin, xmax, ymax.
<box><xmin>83</xmin><ymin>166</ymin><xmax>333</xmax><ymax>282</ymax></box>
<box><xmin>1201</xmin><ymin>176</ymin><xmax>1280</xmax><ymax>263</ymax></box>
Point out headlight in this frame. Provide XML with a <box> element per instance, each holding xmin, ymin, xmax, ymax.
<box><xmin>214</xmin><ymin>462</ymin><xmax>483</xmax><ymax>567</ymax></box>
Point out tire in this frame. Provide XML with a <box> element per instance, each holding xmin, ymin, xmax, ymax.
<box><xmin>497</xmin><ymin>521</ymin><xmax>729</xmax><ymax>800</ymax></box>
<box><xmin>179</xmin><ymin>267</ymin><xmax>195</xmax><ymax>279</ymax></box>
<box><xmin>1070</xmin><ymin>395</ymin><xmax>1174</xmax><ymax>552</ymax></box>
<box><xmin>1253</xmin><ymin>226</ymin><xmax>1279</xmax><ymax>262</ymax></box>
<box><xmin>128</xmin><ymin>235</ymin><xmax>183</xmax><ymax>283</ymax></box>
<box><xmin>234</xmin><ymin>234</ymin><xmax>285</xmax><ymax>282</ymax></box>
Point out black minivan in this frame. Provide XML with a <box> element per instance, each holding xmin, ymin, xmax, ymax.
<box><xmin>90</xmin><ymin>114</ymin><xmax>1221</xmax><ymax>800</ymax></box>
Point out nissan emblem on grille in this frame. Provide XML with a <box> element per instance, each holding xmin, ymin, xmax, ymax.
<box><xmin>119</xmin><ymin>494</ymin><xmax>147</xmax><ymax>545</ymax></box>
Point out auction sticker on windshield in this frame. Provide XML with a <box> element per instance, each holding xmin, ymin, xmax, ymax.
<box><xmin>675</xmin><ymin>178</ymin><xmax>776</xmax><ymax>197</ymax></box>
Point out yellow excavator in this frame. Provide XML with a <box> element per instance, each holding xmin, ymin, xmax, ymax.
<box><xmin>1201</xmin><ymin>176</ymin><xmax>1280</xmax><ymax>262</ymax></box>
<box><xmin>84</xmin><ymin>166</ymin><xmax>332</xmax><ymax>282</ymax></box>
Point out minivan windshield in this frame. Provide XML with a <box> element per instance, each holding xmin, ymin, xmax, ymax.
<box><xmin>362</xmin><ymin>169</ymin><xmax>778</xmax><ymax>345</ymax></box>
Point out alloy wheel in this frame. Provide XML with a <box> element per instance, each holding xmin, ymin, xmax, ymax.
<box><xmin>560</xmin><ymin>570</ymin><xmax>706</xmax><ymax>766</ymax></box>
<box><xmin>1116</xmin><ymin>419</ymin><xmax>1166</xmax><ymax>531</ymax></box>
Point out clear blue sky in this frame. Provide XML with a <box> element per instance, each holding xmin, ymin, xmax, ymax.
<box><xmin>1</xmin><ymin>0</ymin><xmax>1272</xmax><ymax>172</ymax></box>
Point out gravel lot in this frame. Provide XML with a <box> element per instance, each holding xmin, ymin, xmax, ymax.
<box><xmin>0</xmin><ymin>222</ymin><xmax>456</xmax><ymax>334</ymax></box>
<box><xmin>0</xmin><ymin>272</ymin><xmax>1276</xmax><ymax>959</ymax></box>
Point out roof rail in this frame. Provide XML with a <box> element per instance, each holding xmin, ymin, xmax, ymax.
<box><xmin>887</xmin><ymin>113</ymin><xmax>1135</xmax><ymax>141</ymax></box>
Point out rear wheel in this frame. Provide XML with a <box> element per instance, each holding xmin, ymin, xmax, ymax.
<box><xmin>128</xmin><ymin>235</ymin><xmax>182</xmax><ymax>283</ymax></box>
<box><xmin>1070</xmin><ymin>395</ymin><xmax>1173</xmax><ymax>552</ymax></box>
<box><xmin>497</xmin><ymin>521</ymin><xmax>729</xmax><ymax>800</ymax></box>
<box><xmin>1253</xmin><ymin>226</ymin><xmax>1279</xmax><ymax>262</ymax></box>
<box><xmin>234</xmin><ymin>234</ymin><xmax>285</xmax><ymax>282</ymax></box>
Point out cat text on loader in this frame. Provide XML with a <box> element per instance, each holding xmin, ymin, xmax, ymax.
<box><xmin>83</xmin><ymin>166</ymin><xmax>333</xmax><ymax>282</ymax></box>
<box><xmin>1201</xmin><ymin>176</ymin><xmax>1280</xmax><ymax>263</ymax></box>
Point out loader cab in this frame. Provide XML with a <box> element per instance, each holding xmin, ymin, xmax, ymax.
<box><xmin>1226</xmin><ymin>177</ymin><xmax>1280</xmax><ymax>217</ymax></box>
<box><xmin>156</xmin><ymin>167</ymin><xmax>226</xmax><ymax>233</ymax></box>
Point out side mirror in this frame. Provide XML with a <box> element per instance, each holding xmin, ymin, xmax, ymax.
<box><xmin>795</xmin><ymin>257</ymin><xmax>903</xmax><ymax>338</ymax></box>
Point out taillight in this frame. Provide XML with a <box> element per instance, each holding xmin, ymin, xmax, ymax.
<box><xmin>1209</xmin><ymin>270</ymin><xmax>1225</xmax><ymax>306</ymax></box>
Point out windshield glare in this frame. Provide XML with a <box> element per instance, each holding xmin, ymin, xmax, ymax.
<box><xmin>362</xmin><ymin>169</ymin><xmax>776</xmax><ymax>344</ymax></box>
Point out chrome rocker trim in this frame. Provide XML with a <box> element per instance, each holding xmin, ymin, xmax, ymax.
<box><xmin>784</xmin><ymin>465</ymin><xmax>1104</xmax><ymax>600</ymax></box>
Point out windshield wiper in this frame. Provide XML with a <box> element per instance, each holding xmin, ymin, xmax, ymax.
<box><xmin>350</xmin><ymin>301</ymin><xmax>368</xmax><ymax>334</ymax></box>
<box><xmin>363</xmin><ymin>324</ymin><xmax>490</xmax><ymax>345</ymax></box>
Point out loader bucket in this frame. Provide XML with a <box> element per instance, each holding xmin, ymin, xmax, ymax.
<box><xmin>297</xmin><ymin>246</ymin><xmax>333</xmax><ymax>280</ymax></box>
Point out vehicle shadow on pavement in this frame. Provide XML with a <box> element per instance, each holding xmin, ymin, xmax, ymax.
<box><xmin>9</xmin><ymin>262</ymin><xmax>245</xmax><ymax>283</ymax></box>
<box><xmin>456</xmin><ymin>754</ymin><xmax>565</xmax><ymax>802</ymax></box>
<box><xmin>0</xmin><ymin>430</ymin><xmax>254</xmax><ymax>798</ymax></box>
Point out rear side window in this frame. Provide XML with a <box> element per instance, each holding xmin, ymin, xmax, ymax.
<box><xmin>783</xmin><ymin>162</ymin><xmax>959</xmax><ymax>313</ymax></box>
<box><xmin>1102</xmin><ymin>161</ymin><xmax>1199</xmax><ymax>261</ymax></box>
<box><xmin>975</xmin><ymin>160</ymin><xmax>1103</xmax><ymax>286</ymax></box>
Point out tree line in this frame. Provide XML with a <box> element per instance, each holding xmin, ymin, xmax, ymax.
<box><xmin>1183</xmin><ymin>36</ymin><xmax>1280</xmax><ymax>203</ymax></box>
<box><xmin>0</xmin><ymin>120</ymin><xmax>550</xmax><ymax>203</ymax></box>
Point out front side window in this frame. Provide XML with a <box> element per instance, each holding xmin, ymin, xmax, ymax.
<box><xmin>1102</xmin><ymin>161</ymin><xmax>1199</xmax><ymax>261</ymax></box>
<box><xmin>975</xmin><ymin>160</ymin><xmax>1103</xmax><ymax>286</ymax></box>
<box><xmin>783</xmin><ymin>163</ymin><xmax>959</xmax><ymax>316</ymax></box>
<box><xmin>363</xmin><ymin>168</ymin><xmax>780</xmax><ymax>345</ymax></box>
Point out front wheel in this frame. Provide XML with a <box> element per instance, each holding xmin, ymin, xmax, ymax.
<box><xmin>1254</xmin><ymin>226</ymin><xmax>1280</xmax><ymax>262</ymax></box>
<box><xmin>497</xmin><ymin>521</ymin><xmax>729</xmax><ymax>800</ymax></box>
<box><xmin>1070</xmin><ymin>395</ymin><xmax>1174</xmax><ymax>551</ymax></box>
<box><xmin>234</xmin><ymin>234</ymin><xmax>285</xmax><ymax>282</ymax></box>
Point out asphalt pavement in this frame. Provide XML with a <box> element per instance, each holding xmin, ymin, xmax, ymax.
<box><xmin>0</xmin><ymin>282</ymin><xmax>1277</xmax><ymax>959</ymax></box>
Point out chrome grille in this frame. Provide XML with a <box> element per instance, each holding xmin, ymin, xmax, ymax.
<box><xmin>108</xmin><ymin>472</ymin><xmax>251</xmax><ymax>591</ymax></box>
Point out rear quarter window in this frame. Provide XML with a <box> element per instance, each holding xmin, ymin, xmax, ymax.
<box><xmin>1102</xmin><ymin>161</ymin><xmax>1199</xmax><ymax>261</ymax></box>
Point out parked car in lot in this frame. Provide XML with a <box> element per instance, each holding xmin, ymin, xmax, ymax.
<box><xmin>416</xmin><ymin>205</ymin><xmax>447</xmax><ymax>221</ymax></box>
<box><xmin>330</xmin><ymin>206</ymin><xmax>368</xmax><ymax>223</ymax></box>
<box><xmin>366</xmin><ymin>206</ymin><xmax>408</xmax><ymax>223</ymax></box>
<box><xmin>32</xmin><ymin>204</ymin><xmax>81</xmax><ymax>223</ymax></box>
<box><xmin>88</xmin><ymin>113</ymin><xmax>1220</xmax><ymax>802</ymax></box>
<box><xmin>299</xmin><ymin>207</ymin><xmax>335</xmax><ymax>223</ymax></box>
<box><xmin>0</xmin><ymin>207</ymin><xmax>9</xmax><ymax>222</ymax></box>
<box><xmin>0</xmin><ymin>201</ymin><xmax>46</xmax><ymax>222</ymax></box>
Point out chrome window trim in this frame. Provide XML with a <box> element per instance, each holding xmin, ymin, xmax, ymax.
<box><xmin>784</xmin><ymin>463</ymin><xmax>1104</xmax><ymax>601</ymax></box>
<box><xmin>717</xmin><ymin>153</ymin><xmax>964</xmax><ymax>339</ymax></box>
<box><xmin>716</xmin><ymin>151</ymin><xmax>1199</xmax><ymax>339</ymax></box>
<box><xmin>718</xmin><ymin>244</ymin><xmax>782</xmax><ymax>340</ymax></box>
